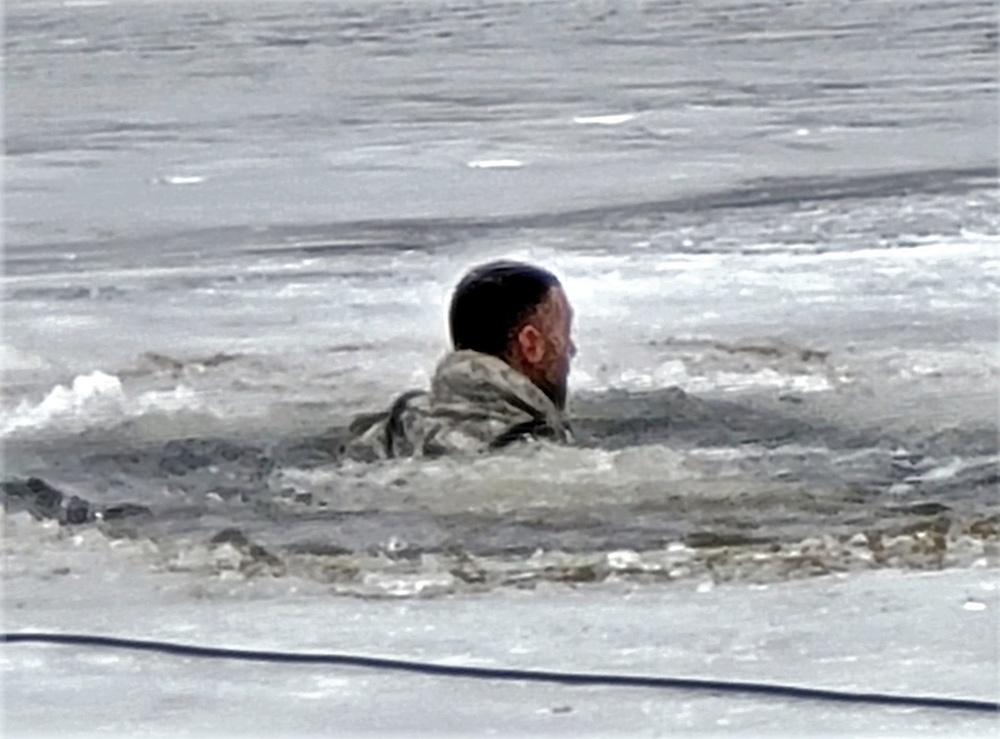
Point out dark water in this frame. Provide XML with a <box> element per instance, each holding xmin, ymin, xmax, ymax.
<box><xmin>4</xmin><ymin>368</ymin><xmax>997</xmax><ymax>595</ymax></box>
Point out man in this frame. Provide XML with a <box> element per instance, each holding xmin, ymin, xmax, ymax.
<box><xmin>346</xmin><ymin>260</ymin><xmax>577</xmax><ymax>460</ymax></box>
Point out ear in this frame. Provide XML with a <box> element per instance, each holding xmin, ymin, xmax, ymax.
<box><xmin>515</xmin><ymin>323</ymin><xmax>546</xmax><ymax>365</ymax></box>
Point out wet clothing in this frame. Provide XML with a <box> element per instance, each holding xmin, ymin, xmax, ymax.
<box><xmin>345</xmin><ymin>350</ymin><xmax>571</xmax><ymax>461</ymax></box>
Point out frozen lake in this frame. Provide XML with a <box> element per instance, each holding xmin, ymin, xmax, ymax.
<box><xmin>2</xmin><ymin>0</ymin><xmax>997</xmax><ymax>732</ymax></box>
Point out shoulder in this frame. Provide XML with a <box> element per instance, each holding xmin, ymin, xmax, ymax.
<box><xmin>343</xmin><ymin>390</ymin><xmax>429</xmax><ymax>462</ymax></box>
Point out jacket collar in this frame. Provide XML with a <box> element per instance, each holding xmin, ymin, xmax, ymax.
<box><xmin>430</xmin><ymin>350</ymin><xmax>566</xmax><ymax>432</ymax></box>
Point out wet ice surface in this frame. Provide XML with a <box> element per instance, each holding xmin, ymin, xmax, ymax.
<box><xmin>6</xmin><ymin>0</ymin><xmax>995</xmax><ymax>246</ymax></box>
<box><xmin>3</xmin><ymin>182</ymin><xmax>997</xmax><ymax>422</ymax></box>
<box><xmin>2</xmin><ymin>517</ymin><xmax>998</xmax><ymax>736</ymax></box>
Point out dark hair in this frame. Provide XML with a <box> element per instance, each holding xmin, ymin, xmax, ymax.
<box><xmin>449</xmin><ymin>260</ymin><xmax>561</xmax><ymax>357</ymax></box>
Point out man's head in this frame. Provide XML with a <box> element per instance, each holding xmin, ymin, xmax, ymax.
<box><xmin>449</xmin><ymin>260</ymin><xmax>576</xmax><ymax>409</ymax></box>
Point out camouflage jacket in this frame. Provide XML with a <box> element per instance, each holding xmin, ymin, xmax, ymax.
<box><xmin>345</xmin><ymin>350</ymin><xmax>571</xmax><ymax>460</ymax></box>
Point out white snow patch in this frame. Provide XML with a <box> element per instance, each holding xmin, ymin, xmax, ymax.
<box><xmin>573</xmin><ymin>114</ymin><xmax>636</xmax><ymax>125</ymax></box>
<box><xmin>466</xmin><ymin>159</ymin><xmax>523</xmax><ymax>169</ymax></box>
<box><xmin>156</xmin><ymin>175</ymin><xmax>206</xmax><ymax>185</ymax></box>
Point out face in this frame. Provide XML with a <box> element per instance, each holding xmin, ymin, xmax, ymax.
<box><xmin>515</xmin><ymin>287</ymin><xmax>576</xmax><ymax>409</ymax></box>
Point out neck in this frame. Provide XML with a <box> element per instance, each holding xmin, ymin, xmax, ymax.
<box><xmin>501</xmin><ymin>351</ymin><xmax>563</xmax><ymax>410</ymax></box>
<box><xmin>502</xmin><ymin>349</ymin><xmax>532</xmax><ymax>383</ymax></box>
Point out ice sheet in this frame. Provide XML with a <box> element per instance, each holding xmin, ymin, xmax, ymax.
<box><xmin>3</xmin><ymin>537</ymin><xmax>997</xmax><ymax>736</ymax></box>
